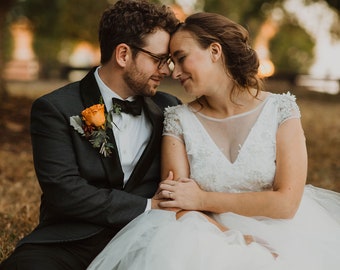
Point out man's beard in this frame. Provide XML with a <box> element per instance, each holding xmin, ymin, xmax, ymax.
<box><xmin>123</xmin><ymin>66</ymin><xmax>155</xmax><ymax>97</ymax></box>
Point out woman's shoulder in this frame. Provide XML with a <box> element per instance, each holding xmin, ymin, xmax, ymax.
<box><xmin>267</xmin><ymin>91</ymin><xmax>301</xmax><ymax>122</ymax></box>
<box><xmin>269</xmin><ymin>91</ymin><xmax>297</xmax><ymax>102</ymax></box>
<box><xmin>268</xmin><ymin>91</ymin><xmax>299</xmax><ymax>108</ymax></box>
<box><xmin>163</xmin><ymin>104</ymin><xmax>189</xmax><ymax>136</ymax></box>
<box><xmin>164</xmin><ymin>104</ymin><xmax>189</xmax><ymax>116</ymax></box>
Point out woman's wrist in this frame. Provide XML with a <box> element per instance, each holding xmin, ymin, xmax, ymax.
<box><xmin>199</xmin><ymin>190</ymin><xmax>209</xmax><ymax>211</ymax></box>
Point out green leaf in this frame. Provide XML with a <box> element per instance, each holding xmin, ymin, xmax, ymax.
<box><xmin>70</xmin><ymin>116</ymin><xmax>84</xmax><ymax>135</ymax></box>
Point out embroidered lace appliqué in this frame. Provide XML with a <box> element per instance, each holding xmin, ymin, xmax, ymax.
<box><xmin>276</xmin><ymin>92</ymin><xmax>301</xmax><ymax>124</ymax></box>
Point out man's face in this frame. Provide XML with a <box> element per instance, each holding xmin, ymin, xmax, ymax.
<box><xmin>123</xmin><ymin>29</ymin><xmax>171</xmax><ymax>97</ymax></box>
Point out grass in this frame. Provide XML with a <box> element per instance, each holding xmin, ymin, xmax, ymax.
<box><xmin>0</xmin><ymin>78</ymin><xmax>339</xmax><ymax>262</ymax></box>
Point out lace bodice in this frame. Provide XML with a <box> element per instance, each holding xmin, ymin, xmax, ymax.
<box><xmin>163</xmin><ymin>93</ymin><xmax>300</xmax><ymax>193</ymax></box>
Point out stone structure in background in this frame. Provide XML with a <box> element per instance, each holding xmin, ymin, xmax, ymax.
<box><xmin>4</xmin><ymin>17</ymin><xmax>39</xmax><ymax>81</ymax></box>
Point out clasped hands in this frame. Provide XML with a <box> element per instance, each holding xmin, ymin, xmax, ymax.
<box><xmin>152</xmin><ymin>171</ymin><xmax>229</xmax><ymax>232</ymax></box>
<box><xmin>152</xmin><ymin>171</ymin><xmax>205</xmax><ymax>212</ymax></box>
<box><xmin>152</xmin><ymin>173</ymin><xmax>279</xmax><ymax>258</ymax></box>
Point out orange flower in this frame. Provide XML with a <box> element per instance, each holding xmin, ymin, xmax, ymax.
<box><xmin>81</xmin><ymin>104</ymin><xmax>106</xmax><ymax>128</ymax></box>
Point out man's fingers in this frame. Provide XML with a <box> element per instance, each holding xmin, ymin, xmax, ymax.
<box><xmin>158</xmin><ymin>200</ymin><xmax>178</xmax><ymax>208</ymax></box>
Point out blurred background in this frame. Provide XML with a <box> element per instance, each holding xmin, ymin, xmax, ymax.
<box><xmin>1</xmin><ymin>0</ymin><xmax>340</xmax><ymax>94</ymax></box>
<box><xmin>0</xmin><ymin>0</ymin><xmax>339</xmax><ymax>261</ymax></box>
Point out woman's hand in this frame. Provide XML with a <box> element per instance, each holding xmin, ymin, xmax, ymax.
<box><xmin>152</xmin><ymin>171</ymin><xmax>181</xmax><ymax>212</ymax></box>
<box><xmin>157</xmin><ymin>177</ymin><xmax>206</xmax><ymax>211</ymax></box>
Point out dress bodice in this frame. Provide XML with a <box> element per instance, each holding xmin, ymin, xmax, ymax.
<box><xmin>163</xmin><ymin>93</ymin><xmax>300</xmax><ymax>193</ymax></box>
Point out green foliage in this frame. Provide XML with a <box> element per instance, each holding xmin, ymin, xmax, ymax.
<box><xmin>58</xmin><ymin>0</ymin><xmax>111</xmax><ymax>43</ymax></box>
<box><xmin>2</xmin><ymin>0</ymin><xmax>338</xmax><ymax>79</ymax></box>
<box><xmin>21</xmin><ymin>0</ymin><xmax>109</xmax><ymax>43</ymax></box>
<box><xmin>203</xmin><ymin>0</ymin><xmax>315</xmax><ymax>75</ymax></box>
<box><xmin>2</xmin><ymin>22</ymin><xmax>13</xmax><ymax>63</ymax></box>
<box><xmin>203</xmin><ymin>0</ymin><xmax>280</xmax><ymax>29</ymax></box>
<box><xmin>318</xmin><ymin>0</ymin><xmax>340</xmax><ymax>11</ymax></box>
<box><xmin>270</xmin><ymin>20</ymin><xmax>314</xmax><ymax>75</ymax></box>
<box><xmin>16</xmin><ymin>0</ymin><xmax>110</xmax><ymax>77</ymax></box>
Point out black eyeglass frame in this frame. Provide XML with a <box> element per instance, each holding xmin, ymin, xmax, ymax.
<box><xmin>129</xmin><ymin>45</ymin><xmax>171</xmax><ymax>69</ymax></box>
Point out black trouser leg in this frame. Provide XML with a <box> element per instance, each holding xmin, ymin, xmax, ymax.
<box><xmin>0</xmin><ymin>228</ymin><xmax>117</xmax><ymax>270</ymax></box>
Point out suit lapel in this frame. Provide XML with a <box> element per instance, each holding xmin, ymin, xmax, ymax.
<box><xmin>80</xmin><ymin>68</ymin><xmax>124</xmax><ymax>189</ymax></box>
<box><xmin>124</xmin><ymin>97</ymin><xmax>163</xmax><ymax>192</ymax></box>
<box><xmin>79</xmin><ymin>68</ymin><xmax>102</xmax><ymax>108</ymax></box>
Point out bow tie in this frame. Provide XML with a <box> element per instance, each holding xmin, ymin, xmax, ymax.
<box><xmin>112</xmin><ymin>97</ymin><xmax>143</xmax><ymax>116</ymax></box>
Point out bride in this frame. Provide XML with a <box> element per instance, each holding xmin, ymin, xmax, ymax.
<box><xmin>87</xmin><ymin>12</ymin><xmax>340</xmax><ymax>270</ymax></box>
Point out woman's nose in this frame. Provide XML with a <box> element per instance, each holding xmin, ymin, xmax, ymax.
<box><xmin>171</xmin><ymin>65</ymin><xmax>180</xmax><ymax>80</ymax></box>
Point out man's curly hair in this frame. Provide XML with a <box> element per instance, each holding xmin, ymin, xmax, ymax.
<box><xmin>99</xmin><ymin>0</ymin><xmax>179</xmax><ymax>64</ymax></box>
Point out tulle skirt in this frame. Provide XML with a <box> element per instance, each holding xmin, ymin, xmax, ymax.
<box><xmin>87</xmin><ymin>185</ymin><xmax>340</xmax><ymax>270</ymax></box>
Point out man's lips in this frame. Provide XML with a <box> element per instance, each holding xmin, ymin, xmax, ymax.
<box><xmin>151</xmin><ymin>76</ymin><xmax>163</xmax><ymax>84</ymax></box>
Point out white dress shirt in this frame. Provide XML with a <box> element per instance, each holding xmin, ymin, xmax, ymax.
<box><xmin>94</xmin><ymin>67</ymin><xmax>152</xmax><ymax>209</ymax></box>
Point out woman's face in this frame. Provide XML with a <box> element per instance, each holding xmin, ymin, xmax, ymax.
<box><xmin>170</xmin><ymin>30</ymin><xmax>215</xmax><ymax>96</ymax></box>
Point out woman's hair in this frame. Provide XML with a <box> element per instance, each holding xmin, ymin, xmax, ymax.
<box><xmin>99</xmin><ymin>0</ymin><xmax>179</xmax><ymax>64</ymax></box>
<box><xmin>176</xmin><ymin>12</ymin><xmax>263</xmax><ymax>96</ymax></box>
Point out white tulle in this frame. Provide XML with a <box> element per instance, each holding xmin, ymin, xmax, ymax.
<box><xmin>87</xmin><ymin>93</ymin><xmax>340</xmax><ymax>270</ymax></box>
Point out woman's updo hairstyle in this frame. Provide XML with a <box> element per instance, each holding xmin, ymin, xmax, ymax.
<box><xmin>177</xmin><ymin>12</ymin><xmax>262</xmax><ymax>95</ymax></box>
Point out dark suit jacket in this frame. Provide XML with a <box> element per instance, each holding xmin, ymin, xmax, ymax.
<box><xmin>18</xmin><ymin>68</ymin><xmax>181</xmax><ymax>246</ymax></box>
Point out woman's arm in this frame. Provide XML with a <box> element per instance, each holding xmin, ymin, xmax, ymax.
<box><xmin>160</xmin><ymin>135</ymin><xmax>190</xmax><ymax>180</ymax></box>
<box><xmin>151</xmin><ymin>135</ymin><xmax>189</xmax><ymax>209</ymax></box>
<box><xmin>159</xmin><ymin>118</ymin><xmax>308</xmax><ymax>219</ymax></box>
<box><xmin>152</xmin><ymin>134</ymin><xmax>189</xmax><ymax>207</ymax></box>
<box><xmin>159</xmin><ymin>135</ymin><xmax>228</xmax><ymax>230</ymax></box>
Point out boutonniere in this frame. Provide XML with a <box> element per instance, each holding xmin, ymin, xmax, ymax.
<box><xmin>112</xmin><ymin>102</ymin><xmax>122</xmax><ymax>115</ymax></box>
<box><xmin>70</xmin><ymin>103</ymin><xmax>114</xmax><ymax>157</ymax></box>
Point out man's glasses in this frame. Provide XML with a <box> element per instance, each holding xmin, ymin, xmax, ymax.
<box><xmin>130</xmin><ymin>45</ymin><xmax>171</xmax><ymax>70</ymax></box>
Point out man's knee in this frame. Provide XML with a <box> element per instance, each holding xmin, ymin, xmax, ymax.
<box><xmin>0</xmin><ymin>244</ymin><xmax>81</xmax><ymax>270</ymax></box>
<box><xmin>1</xmin><ymin>256</ymin><xmax>57</xmax><ymax>270</ymax></box>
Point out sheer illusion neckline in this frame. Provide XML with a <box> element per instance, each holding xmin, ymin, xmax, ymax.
<box><xmin>188</xmin><ymin>94</ymin><xmax>272</xmax><ymax>122</ymax></box>
<box><xmin>185</xmin><ymin>94</ymin><xmax>272</xmax><ymax>164</ymax></box>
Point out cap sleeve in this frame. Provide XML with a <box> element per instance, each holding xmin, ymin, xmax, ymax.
<box><xmin>277</xmin><ymin>92</ymin><xmax>301</xmax><ymax>125</ymax></box>
<box><xmin>163</xmin><ymin>105</ymin><xmax>184</xmax><ymax>142</ymax></box>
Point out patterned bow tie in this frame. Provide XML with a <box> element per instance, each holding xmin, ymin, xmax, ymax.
<box><xmin>112</xmin><ymin>97</ymin><xmax>143</xmax><ymax>116</ymax></box>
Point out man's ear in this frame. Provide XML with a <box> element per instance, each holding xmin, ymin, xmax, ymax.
<box><xmin>115</xmin><ymin>43</ymin><xmax>130</xmax><ymax>67</ymax></box>
<box><xmin>210</xmin><ymin>42</ymin><xmax>222</xmax><ymax>62</ymax></box>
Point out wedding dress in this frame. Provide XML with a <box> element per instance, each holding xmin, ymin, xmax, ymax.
<box><xmin>87</xmin><ymin>93</ymin><xmax>340</xmax><ymax>270</ymax></box>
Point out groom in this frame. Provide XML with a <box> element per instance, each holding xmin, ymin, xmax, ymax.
<box><xmin>0</xmin><ymin>1</ymin><xmax>180</xmax><ymax>269</ymax></box>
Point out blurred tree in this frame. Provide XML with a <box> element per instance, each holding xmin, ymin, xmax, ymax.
<box><xmin>0</xmin><ymin>0</ymin><xmax>110</xmax><ymax>105</ymax></box>
<box><xmin>320</xmin><ymin>0</ymin><xmax>340</xmax><ymax>10</ymax></box>
<box><xmin>270</xmin><ymin>21</ymin><xmax>314</xmax><ymax>75</ymax></box>
<box><xmin>0</xmin><ymin>0</ymin><xmax>339</xmax><ymax>105</ymax></box>
<box><xmin>203</xmin><ymin>0</ymin><xmax>280</xmax><ymax>35</ymax></box>
<box><xmin>202</xmin><ymin>0</ymin><xmax>339</xmax><ymax>77</ymax></box>
<box><xmin>0</xmin><ymin>0</ymin><xmax>17</xmax><ymax>105</ymax></box>
<box><xmin>21</xmin><ymin>0</ymin><xmax>110</xmax><ymax>78</ymax></box>
<box><xmin>203</xmin><ymin>0</ymin><xmax>339</xmax><ymax>25</ymax></box>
